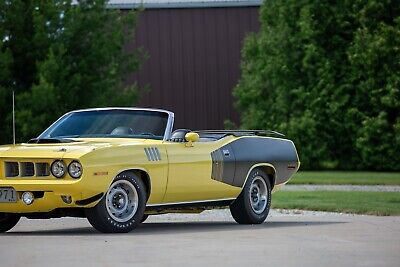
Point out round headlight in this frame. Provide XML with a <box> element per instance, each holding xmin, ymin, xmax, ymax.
<box><xmin>51</xmin><ymin>160</ymin><xmax>66</xmax><ymax>178</ymax></box>
<box><xmin>68</xmin><ymin>161</ymin><xmax>82</xmax><ymax>179</ymax></box>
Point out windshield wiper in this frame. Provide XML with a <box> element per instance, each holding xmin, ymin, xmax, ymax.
<box><xmin>137</xmin><ymin>133</ymin><xmax>157</xmax><ymax>137</ymax></box>
<box><xmin>55</xmin><ymin>135</ymin><xmax>81</xmax><ymax>138</ymax></box>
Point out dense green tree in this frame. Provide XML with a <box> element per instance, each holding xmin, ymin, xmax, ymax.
<box><xmin>0</xmin><ymin>0</ymin><xmax>143</xmax><ymax>143</ymax></box>
<box><xmin>234</xmin><ymin>0</ymin><xmax>399</xmax><ymax>170</ymax></box>
<box><xmin>348</xmin><ymin>4</ymin><xmax>400</xmax><ymax>170</ymax></box>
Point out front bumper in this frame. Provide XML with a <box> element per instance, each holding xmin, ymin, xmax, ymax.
<box><xmin>0</xmin><ymin>178</ymin><xmax>104</xmax><ymax>213</ymax></box>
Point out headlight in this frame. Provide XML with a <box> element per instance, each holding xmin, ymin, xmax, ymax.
<box><xmin>68</xmin><ymin>161</ymin><xmax>83</xmax><ymax>179</ymax></box>
<box><xmin>51</xmin><ymin>160</ymin><xmax>66</xmax><ymax>178</ymax></box>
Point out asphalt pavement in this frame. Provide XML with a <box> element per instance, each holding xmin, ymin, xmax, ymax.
<box><xmin>1</xmin><ymin>209</ymin><xmax>399</xmax><ymax>267</ymax></box>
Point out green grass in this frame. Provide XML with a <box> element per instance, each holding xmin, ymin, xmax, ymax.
<box><xmin>288</xmin><ymin>171</ymin><xmax>400</xmax><ymax>185</ymax></box>
<box><xmin>272</xmin><ymin>191</ymin><xmax>400</xmax><ymax>216</ymax></box>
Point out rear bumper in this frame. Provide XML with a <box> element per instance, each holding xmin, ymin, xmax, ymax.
<box><xmin>0</xmin><ymin>178</ymin><xmax>104</xmax><ymax>213</ymax></box>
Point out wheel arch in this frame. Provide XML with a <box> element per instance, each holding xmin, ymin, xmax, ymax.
<box><xmin>116</xmin><ymin>168</ymin><xmax>151</xmax><ymax>200</ymax></box>
<box><xmin>242</xmin><ymin>163</ymin><xmax>276</xmax><ymax>189</ymax></box>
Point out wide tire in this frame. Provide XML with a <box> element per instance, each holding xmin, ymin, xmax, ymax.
<box><xmin>0</xmin><ymin>213</ymin><xmax>21</xmax><ymax>233</ymax></box>
<box><xmin>86</xmin><ymin>172</ymin><xmax>147</xmax><ymax>233</ymax></box>
<box><xmin>140</xmin><ymin>214</ymin><xmax>149</xmax><ymax>223</ymax></box>
<box><xmin>230</xmin><ymin>169</ymin><xmax>272</xmax><ymax>224</ymax></box>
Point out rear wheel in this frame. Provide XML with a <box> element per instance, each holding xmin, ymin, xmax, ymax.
<box><xmin>86</xmin><ymin>172</ymin><xmax>147</xmax><ymax>233</ymax></box>
<box><xmin>230</xmin><ymin>169</ymin><xmax>272</xmax><ymax>224</ymax></box>
<box><xmin>0</xmin><ymin>213</ymin><xmax>20</xmax><ymax>233</ymax></box>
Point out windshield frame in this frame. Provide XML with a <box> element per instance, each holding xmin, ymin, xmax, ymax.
<box><xmin>37</xmin><ymin>108</ymin><xmax>175</xmax><ymax>141</ymax></box>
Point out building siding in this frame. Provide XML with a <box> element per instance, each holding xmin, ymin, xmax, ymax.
<box><xmin>127</xmin><ymin>7</ymin><xmax>260</xmax><ymax>130</ymax></box>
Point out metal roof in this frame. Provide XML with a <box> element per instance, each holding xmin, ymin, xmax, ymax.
<box><xmin>105</xmin><ymin>0</ymin><xmax>262</xmax><ymax>9</ymax></box>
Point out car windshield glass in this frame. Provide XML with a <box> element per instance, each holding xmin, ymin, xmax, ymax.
<box><xmin>39</xmin><ymin>110</ymin><xmax>169</xmax><ymax>140</ymax></box>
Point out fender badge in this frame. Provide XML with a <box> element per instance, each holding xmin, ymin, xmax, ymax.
<box><xmin>94</xmin><ymin>171</ymin><xmax>109</xmax><ymax>176</ymax></box>
<box><xmin>223</xmin><ymin>149</ymin><xmax>230</xmax><ymax>156</ymax></box>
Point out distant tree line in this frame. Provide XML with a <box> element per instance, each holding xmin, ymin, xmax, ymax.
<box><xmin>0</xmin><ymin>0</ymin><xmax>143</xmax><ymax>144</ymax></box>
<box><xmin>234</xmin><ymin>0</ymin><xmax>399</xmax><ymax>170</ymax></box>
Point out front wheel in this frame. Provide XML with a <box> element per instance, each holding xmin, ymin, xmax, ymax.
<box><xmin>86</xmin><ymin>172</ymin><xmax>147</xmax><ymax>233</ymax></box>
<box><xmin>141</xmin><ymin>214</ymin><xmax>149</xmax><ymax>223</ymax></box>
<box><xmin>0</xmin><ymin>213</ymin><xmax>21</xmax><ymax>233</ymax></box>
<box><xmin>230</xmin><ymin>169</ymin><xmax>272</xmax><ymax>224</ymax></box>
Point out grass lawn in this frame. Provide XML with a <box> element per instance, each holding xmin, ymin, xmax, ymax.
<box><xmin>288</xmin><ymin>171</ymin><xmax>400</xmax><ymax>185</ymax></box>
<box><xmin>272</xmin><ymin>191</ymin><xmax>400</xmax><ymax>216</ymax></box>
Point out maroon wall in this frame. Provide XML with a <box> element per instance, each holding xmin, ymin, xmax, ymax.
<box><xmin>127</xmin><ymin>7</ymin><xmax>260</xmax><ymax>130</ymax></box>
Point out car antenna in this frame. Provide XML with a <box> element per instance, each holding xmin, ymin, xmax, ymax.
<box><xmin>12</xmin><ymin>90</ymin><xmax>16</xmax><ymax>145</ymax></box>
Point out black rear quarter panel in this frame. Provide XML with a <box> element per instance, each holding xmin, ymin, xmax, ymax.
<box><xmin>211</xmin><ymin>137</ymin><xmax>299</xmax><ymax>187</ymax></box>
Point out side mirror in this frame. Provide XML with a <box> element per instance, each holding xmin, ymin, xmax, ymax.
<box><xmin>185</xmin><ymin>132</ymin><xmax>199</xmax><ymax>147</ymax></box>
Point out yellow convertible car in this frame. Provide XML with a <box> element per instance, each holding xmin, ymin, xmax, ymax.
<box><xmin>0</xmin><ymin>108</ymin><xmax>299</xmax><ymax>233</ymax></box>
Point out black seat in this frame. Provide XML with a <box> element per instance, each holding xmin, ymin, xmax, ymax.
<box><xmin>169</xmin><ymin>129</ymin><xmax>191</xmax><ymax>142</ymax></box>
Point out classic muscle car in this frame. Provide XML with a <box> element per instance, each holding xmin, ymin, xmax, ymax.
<box><xmin>0</xmin><ymin>108</ymin><xmax>299</xmax><ymax>233</ymax></box>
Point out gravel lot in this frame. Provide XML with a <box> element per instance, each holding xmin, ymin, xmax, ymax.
<box><xmin>1</xmin><ymin>209</ymin><xmax>399</xmax><ymax>267</ymax></box>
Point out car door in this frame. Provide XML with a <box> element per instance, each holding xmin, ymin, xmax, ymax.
<box><xmin>162</xmin><ymin>140</ymin><xmax>241</xmax><ymax>203</ymax></box>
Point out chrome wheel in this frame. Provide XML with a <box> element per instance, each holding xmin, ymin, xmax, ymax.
<box><xmin>230</xmin><ymin>168</ymin><xmax>271</xmax><ymax>224</ymax></box>
<box><xmin>106</xmin><ymin>180</ymin><xmax>138</xmax><ymax>223</ymax></box>
<box><xmin>249</xmin><ymin>176</ymin><xmax>268</xmax><ymax>214</ymax></box>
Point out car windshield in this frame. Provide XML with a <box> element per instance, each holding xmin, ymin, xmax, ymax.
<box><xmin>38</xmin><ymin>109</ymin><xmax>169</xmax><ymax>140</ymax></box>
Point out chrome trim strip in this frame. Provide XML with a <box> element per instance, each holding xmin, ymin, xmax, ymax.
<box><xmin>164</xmin><ymin>112</ymin><xmax>174</xmax><ymax>141</ymax></box>
<box><xmin>146</xmin><ymin>198</ymin><xmax>235</xmax><ymax>207</ymax></box>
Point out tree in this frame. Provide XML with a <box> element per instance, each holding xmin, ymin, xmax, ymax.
<box><xmin>0</xmin><ymin>0</ymin><xmax>143</xmax><ymax>143</ymax></box>
<box><xmin>234</xmin><ymin>0</ymin><xmax>400</xmax><ymax>170</ymax></box>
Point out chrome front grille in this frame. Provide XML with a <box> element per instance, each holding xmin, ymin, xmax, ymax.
<box><xmin>4</xmin><ymin>161</ymin><xmax>50</xmax><ymax>178</ymax></box>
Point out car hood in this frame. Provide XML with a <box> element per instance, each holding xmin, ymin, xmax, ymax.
<box><xmin>0</xmin><ymin>138</ymin><xmax>150</xmax><ymax>159</ymax></box>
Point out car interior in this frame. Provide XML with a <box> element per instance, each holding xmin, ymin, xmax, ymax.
<box><xmin>168</xmin><ymin>129</ymin><xmax>227</xmax><ymax>143</ymax></box>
